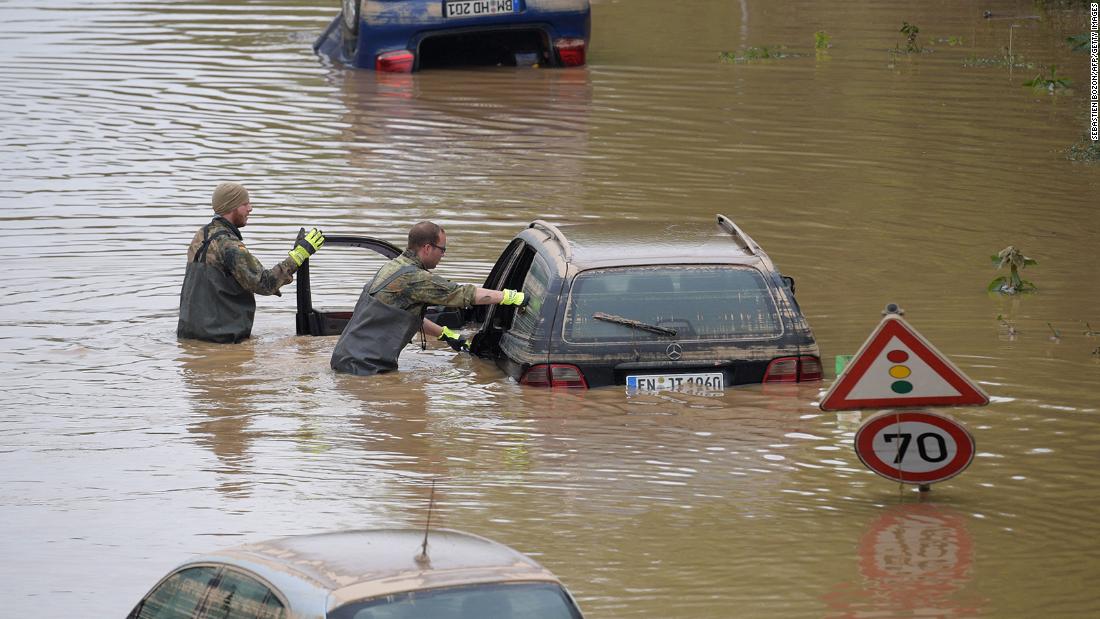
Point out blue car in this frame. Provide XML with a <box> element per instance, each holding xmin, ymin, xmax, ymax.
<box><xmin>314</xmin><ymin>0</ymin><xmax>591</xmax><ymax>72</ymax></box>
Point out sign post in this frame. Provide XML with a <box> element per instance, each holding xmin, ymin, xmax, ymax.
<box><xmin>822</xmin><ymin>304</ymin><xmax>988</xmax><ymax>489</ymax></box>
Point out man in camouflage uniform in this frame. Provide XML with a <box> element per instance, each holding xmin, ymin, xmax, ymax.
<box><xmin>177</xmin><ymin>182</ymin><xmax>325</xmax><ymax>343</ymax></box>
<box><xmin>331</xmin><ymin>221</ymin><xmax>527</xmax><ymax>376</ymax></box>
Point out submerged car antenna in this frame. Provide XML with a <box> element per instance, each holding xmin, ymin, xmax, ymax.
<box><xmin>415</xmin><ymin>479</ymin><xmax>436</xmax><ymax>568</ymax></box>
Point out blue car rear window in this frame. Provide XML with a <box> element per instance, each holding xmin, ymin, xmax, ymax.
<box><xmin>563</xmin><ymin>266</ymin><xmax>782</xmax><ymax>343</ymax></box>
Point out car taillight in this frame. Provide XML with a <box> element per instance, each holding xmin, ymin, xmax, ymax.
<box><xmin>554</xmin><ymin>38</ymin><xmax>586</xmax><ymax>67</ymax></box>
<box><xmin>763</xmin><ymin>357</ymin><xmax>799</xmax><ymax>383</ymax></box>
<box><xmin>376</xmin><ymin>50</ymin><xmax>414</xmax><ymax>73</ymax></box>
<box><xmin>520</xmin><ymin>364</ymin><xmax>588</xmax><ymax>388</ymax></box>
<box><xmin>798</xmin><ymin>355</ymin><xmax>823</xmax><ymax>381</ymax></box>
<box><xmin>763</xmin><ymin>356</ymin><xmax>823</xmax><ymax>383</ymax></box>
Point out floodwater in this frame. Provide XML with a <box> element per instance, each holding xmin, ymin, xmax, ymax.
<box><xmin>1</xmin><ymin>0</ymin><xmax>1098</xmax><ymax>616</ymax></box>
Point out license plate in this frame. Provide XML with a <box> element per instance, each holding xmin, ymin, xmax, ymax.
<box><xmin>444</xmin><ymin>0</ymin><xmax>517</xmax><ymax>18</ymax></box>
<box><xmin>626</xmin><ymin>372</ymin><xmax>724</xmax><ymax>393</ymax></box>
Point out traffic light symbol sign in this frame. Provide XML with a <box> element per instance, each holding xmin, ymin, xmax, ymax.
<box><xmin>820</xmin><ymin>316</ymin><xmax>989</xmax><ymax>411</ymax></box>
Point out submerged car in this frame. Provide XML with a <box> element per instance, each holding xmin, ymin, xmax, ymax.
<box><xmin>314</xmin><ymin>0</ymin><xmax>591</xmax><ymax>72</ymax></box>
<box><xmin>466</xmin><ymin>215</ymin><xmax>822</xmax><ymax>390</ymax></box>
<box><xmin>127</xmin><ymin>528</ymin><xmax>584</xmax><ymax>618</ymax></box>
<box><xmin>296</xmin><ymin>215</ymin><xmax>821</xmax><ymax>392</ymax></box>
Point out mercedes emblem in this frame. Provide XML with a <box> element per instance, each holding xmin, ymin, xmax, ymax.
<box><xmin>666</xmin><ymin>343</ymin><xmax>683</xmax><ymax>361</ymax></box>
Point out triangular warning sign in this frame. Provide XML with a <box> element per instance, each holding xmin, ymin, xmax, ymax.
<box><xmin>820</xmin><ymin>315</ymin><xmax>989</xmax><ymax>411</ymax></box>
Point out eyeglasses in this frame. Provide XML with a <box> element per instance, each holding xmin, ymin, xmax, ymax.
<box><xmin>429</xmin><ymin>243</ymin><xmax>447</xmax><ymax>254</ymax></box>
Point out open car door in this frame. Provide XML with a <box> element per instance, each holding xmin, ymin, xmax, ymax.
<box><xmin>296</xmin><ymin>233</ymin><xmax>400</xmax><ymax>336</ymax></box>
<box><xmin>295</xmin><ymin>232</ymin><xmax>468</xmax><ymax>336</ymax></box>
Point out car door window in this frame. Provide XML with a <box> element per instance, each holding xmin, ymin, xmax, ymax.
<box><xmin>473</xmin><ymin>239</ymin><xmax>525</xmax><ymax>324</ymax></box>
<box><xmin>507</xmin><ymin>253</ymin><xmax>551</xmax><ymax>340</ymax></box>
<box><xmin>198</xmin><ymin>567</ymin><xmax>285</xmax><ymax>619</ymax></box>
<box><xmin>128</xmin><ymin>566</ymin><xmax>219</xmax><ymax>619</ymax></box>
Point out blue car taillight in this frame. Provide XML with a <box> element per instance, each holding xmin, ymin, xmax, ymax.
<box><xmin>376</xmin><ymin>50</ymin><xmax>414</xmax><ymax>72</ymax></box>
<box><xmin>520</xmin><ymin>364</ymin><xmax>589</xmax><ymax>388</ymax></box>
<box><xmin>763</xmin><ymin>356</ymin><xmax>822</xmax><ymax>383</ymax></box>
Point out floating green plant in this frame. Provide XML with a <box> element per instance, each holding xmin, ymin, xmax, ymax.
<box><xmin>1067</xmin><ymin>136</ymin><xmax>1100</xmax><ymax>161</ymax></box>
<box><xmin>989</xmin><ymin>246</ymin><xmax>1038</xmax><ymax>294</ymax></box>
<box><xmin>898</xmin><ymin>22</ymin><xmax>922</xmax><ymax>53</ymax></box>
<box><xmin>1023</xmin><ymin>65</ymin><xmax>1072</xmax><ymax>92</ymax></box>
<box><xmin>720</xmin><ymin>46</ymin><xmax>799</xmax><ymax>63</ymax></box>
<box><xmin>1066</xmin><ymin>34</ymin><xmax>1090</xmax><ymax>52</ymax></box>
<box><xmin>962</xmin><ymin>53</ymin><xmax>1036</xmax><ymax>69</ymax></box>
<box><xmin>814</xmin><ymin>31</ymin><xmax>831</xmax><ymax>50</ymax></box>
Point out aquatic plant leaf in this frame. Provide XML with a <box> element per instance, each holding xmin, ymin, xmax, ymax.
<box><xmin>1067</xmin><ymin>34</ymin><xmax>1089</xmax><ymax>52</ymax></box>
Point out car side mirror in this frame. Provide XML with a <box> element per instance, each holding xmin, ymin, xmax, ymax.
<box><xmin>782</xmin><ymin>275</ymin><xmax>796</xmax><ymax>295</ymax></box>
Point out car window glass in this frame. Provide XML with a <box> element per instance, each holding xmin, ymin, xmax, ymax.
<box><xmin>507</xmin><ymin>253</ymin><xmax>551</xmax><ymax>338</ymax></box>
<box><xmin>197</xmin><ymin>568</ymin><xmax>285</xmax><ymax>619</ymax></box>
<box><xmin>329</xmin><ymin>582</ymin><xmax>582</xmax><ymax>619</ymax></box>
<box><xmin>564</xmin><ymin>266</ymin><xmax>782</xmax><ymax>343</ymax></box>
<box><xmin>128</xmin><ymin>566</ymin><xmax>219</xmax><ymax>619</ymax></box>
<box><xmin>473</xmin><ymin>239</ymin><xmax>525</xmax><ymax>323</ymax></box>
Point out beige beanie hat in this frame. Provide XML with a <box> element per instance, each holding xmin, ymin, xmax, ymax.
<box><xmin>212</xmin><ymin>182</ymin><xmax>250</xmax><ymax>215</ymax></box>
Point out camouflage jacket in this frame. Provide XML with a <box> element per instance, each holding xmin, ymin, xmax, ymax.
<box><xmin>372</xmin><ymin>250</ymin><xmax>477</xmax><ymax>316</ymax></box>
<box><xmin>186</xmin><ymin>217</ymin><xmax>297</xmax><ymax>296</ymax></box>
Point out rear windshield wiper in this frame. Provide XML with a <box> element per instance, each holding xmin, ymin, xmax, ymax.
<box><xmin>593</xmin><ymin>312</ymin><xmax>677</xmax><ymax>337</ymax></box>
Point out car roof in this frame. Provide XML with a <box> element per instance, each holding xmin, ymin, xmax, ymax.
<box><xmin>191</xmin><ymin>528</ymin><xmax>563</xmax><ymax>614</ymax></box>
<box><xmin>523</xmin><ymin>215</ymin><xmax>776</xmax><ymax>271</ymax></box>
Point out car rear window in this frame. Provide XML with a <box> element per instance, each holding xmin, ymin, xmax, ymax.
<box><xmin>329</xmin><ymin>582</ymin><xmax>582</xmax><ymax>619</ymax></box>
<box><xmin>563</xmin><ymin>266</ymin><xmax>782</xmax><ymax>343</ymax></box>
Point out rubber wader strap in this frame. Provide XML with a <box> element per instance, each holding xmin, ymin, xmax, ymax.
<box><xmin>195</xmin><ymin>225</ymin><xmax>233</xmax><ymax>264</ymax></box>
<box><xmin>368</xmin><ymin>265</ymin><xmax>419</xmax><ymax>297</ymax></box>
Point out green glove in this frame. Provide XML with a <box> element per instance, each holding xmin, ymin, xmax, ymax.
<box><xmin>500</xmin><ymin>289</ymin><xmax>527</xmax><ymax>307</ymax></box>
<box><xmin>438</xmin><ymin>326</ymin><xmax>469</xmax><ymax>352</ymax></box>
<box><xmin>289</xmin><ymin>228</ymin><xmax>325</xmax><ymax>266</ymax></box>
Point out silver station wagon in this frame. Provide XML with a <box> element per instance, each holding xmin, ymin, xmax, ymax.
<box><xmin>127</xmin><ymin>529</ymin><xmax>584</xmax><ymax>618</ymax></box>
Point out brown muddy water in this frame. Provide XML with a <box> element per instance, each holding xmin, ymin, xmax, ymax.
<box><xmin>1</xmin><ymin>0</ymin><xmax>1099</xmax><ymax>616</ymax></box>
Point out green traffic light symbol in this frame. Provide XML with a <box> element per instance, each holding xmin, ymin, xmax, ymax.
<box><xmin>886</xmin><ymin>349</ymin><xmax>913</xmax><ymax>394</ymax></box>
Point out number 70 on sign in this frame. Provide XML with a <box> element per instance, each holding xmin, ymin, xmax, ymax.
<box><xmin>854</xmin><ymin>411</ymin><xmax>976</xmax><ymax>485</ymax></box>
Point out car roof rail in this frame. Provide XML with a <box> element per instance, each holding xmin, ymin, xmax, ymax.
<box><xmin>716</xmin><ymin>214</ymin><xmax>760</xmax><ymax>256</ymax></box>
<box><xmin>529</xmin><ymin>219</ymin><xmax>573</xmax><ymax>262</ymax></box>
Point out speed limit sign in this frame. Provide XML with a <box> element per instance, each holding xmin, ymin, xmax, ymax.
<box><xmin>854</xmin><ymin>411</ymin><xmax>975</xmax><ymax>484</ymax></box>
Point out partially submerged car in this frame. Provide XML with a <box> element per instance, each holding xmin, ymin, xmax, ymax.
<box><xmin>127</xmin><ymin>528</ymin><xmax>584</xmax><ymax>618</ymax></box>
<box><xmin>296</xmin><ymin>215</ymin><xmax>821</xmax><ymax>392</ymax></box>
<box><xmin>467</xmin><ymin>216</ymin><xmax>822</xmax><ymax>390</ymax></box>
<box><xmin>314</xmin><ymin>0</ymin><xmax>591</xmax><ymax>72</ymax></box>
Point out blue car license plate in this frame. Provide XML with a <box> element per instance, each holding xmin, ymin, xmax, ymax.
<box><xmin>444</xmin><ymin>0</ymin><xmax>517</xmax><ymax>18</ymax></box>
<box><xmin>626</xmin><ymin>372</ymin><xmax>724</xmax><ymax>393</ymax></box>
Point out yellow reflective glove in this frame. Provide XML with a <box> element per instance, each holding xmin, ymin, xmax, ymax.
<box><xmin>289</xmin><ymin>228</ymin><xmax>325</xmax><ymax>266</ymax></box>
<box><xmin>438</xmin><ymin>326</ymin><xmax>469</xmax><ymax>352</ymax></box>
<box><xmin>500</xmin><ymin>289</ymin><xmax>527</xmax><ymax>307</ymax></box>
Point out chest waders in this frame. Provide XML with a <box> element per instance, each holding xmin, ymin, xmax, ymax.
<box><xmin>330</xmin><ymin>265</ymin><xmax>423</xmax><ymax>376</ymax></box>
<box><xmin>177</xmin><ymin>225</ymin><xmax>256</xmax><ymax>343</ymax></box>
